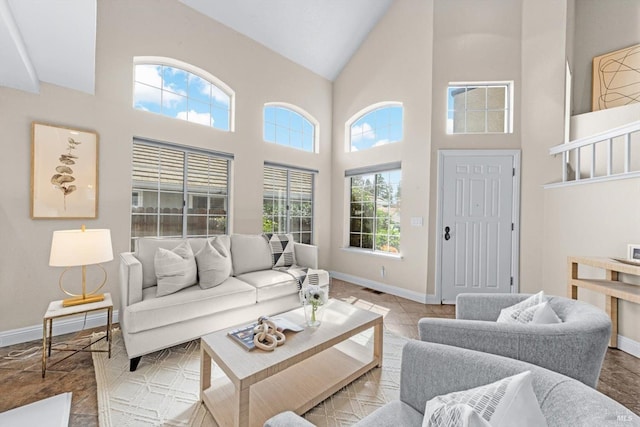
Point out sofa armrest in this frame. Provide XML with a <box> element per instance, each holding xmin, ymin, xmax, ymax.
<box><xmin>455</xmin><ymin>293</ymin><xmax>531</xmax><ymax>320</ymax></box>
<box><xmin>263</xmin><ymin>411</ymin><xmax>314</xmax><ymax>427</ymax></box>
<box><xmin>119</xmin><ymin>252</ymin><xmax>143</xmax><ymax>307</ymax></box>
<box><xmin>294</xmin><ymin>243</ymin><xmax>318</xmax><ymax>269</ymax></box>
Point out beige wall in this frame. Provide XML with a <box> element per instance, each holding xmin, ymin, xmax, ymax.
<box><xmin>572</xmin><ymin>0</ymin><xmax>640</xmax><ymax>115</ymax></box>
<box><xmin>0</xmin><ymin>0</ymin><xmax>333</xmax><ymax>333</ymax></box>
<box><xmin>330</xmin><ymin>0</ymin><xmax>434</xmax><ymax>299</ymax></box>
<box><xmin>543</xmin><ymin>178</ymin><xmax>640</xmax><ymax>342</ymax></box>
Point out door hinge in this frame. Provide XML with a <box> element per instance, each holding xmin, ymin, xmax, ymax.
<box><xmin>512</xmin><ymin>167</ymin><xmax>515</xmax><ymax>176</ymax></box>
<box><xmin>512</xmin><ymin>223</ymin><xmax>514</xmax><ymax>231</ymax></box>
<box><xmin>510</xmin><ymin>277</ymin><xmax>514</xmax><ymax>287</ymax></box>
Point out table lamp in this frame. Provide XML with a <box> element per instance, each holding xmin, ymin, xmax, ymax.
<box><xmin>49</xmin><ymin>225</ymin><xmax>113</xmax><ymax>307</ymax></box>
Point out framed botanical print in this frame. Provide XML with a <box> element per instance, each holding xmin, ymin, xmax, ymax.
<box><xmin>31</xmin><ymin>122</ymin><xmax>98</xmax><ymax>219</ymax></box>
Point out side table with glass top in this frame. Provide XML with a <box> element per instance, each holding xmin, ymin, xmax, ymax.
<box><xmin>42</xmin><ymin>292</ymin><xmax>113</xmax><ymax>378</ymax></box>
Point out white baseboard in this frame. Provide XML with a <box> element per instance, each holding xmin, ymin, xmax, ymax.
<box><xmin>0</xmin><ymin>310</ymin><xmax>119</xmax><ymax>348</ymax></box>
<box><xmin>330</xmin><ymin>271</ymin><xmax>440</xmax><ymax>304</ymax></box>
<box><xmin>617</xmin><ymin>334</ymin><xmax>640</xmax><ymax>358</ymax></box>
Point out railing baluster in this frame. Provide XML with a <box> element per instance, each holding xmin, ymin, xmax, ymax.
<box><xmin>591</xmin><ymin>143</ymin><xmax>596</xmax><ymax>178</ymax></box>
<box><xmin>607</xmin><ymin>138</ymin><xmax>613</xmax><ymax>176</ymax></box>
<box><xmin>624</xmin><ymin>132</ymin><xmax>631</xmax><ymax>173</ymax></box>
<box><xmin>562</xmin><ymin>151</ymin><xmax>568</xmax><ymax>182</ymax></box>
<box><xmin>575</xmin><ymin>148</ymin><xmax>581</xmax><ymax>181</ymax></box>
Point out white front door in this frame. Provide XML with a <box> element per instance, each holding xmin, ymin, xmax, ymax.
<box><xmin>437</xmin><ymin>150</ymin><xmax>520</xmax><ymax>303</ymax></box>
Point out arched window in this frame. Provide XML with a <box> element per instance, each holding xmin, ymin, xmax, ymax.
<box><xmin>263</xmin><ymin>103</ymin><xmax>317</xmax><ymax>153</ymax></box>
<box><xmin>133</xmin><ymin>56</ymin><xmax>234</xmax><ymax>132</ymax></box>
<box><xmin>347</xmin><ymin>102</ymin><xmax>403</xmax><ymax>152</ymax></box>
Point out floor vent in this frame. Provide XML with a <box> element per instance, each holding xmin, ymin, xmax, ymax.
<box><xmin>364</xmin><ymin>288</ymin><xmax>383</xmax><ymax>295</ymax></box>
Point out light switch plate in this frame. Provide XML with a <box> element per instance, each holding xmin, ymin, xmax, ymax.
<box><xmin>410</xmin><ymin>216</ymin><xmax>423</xmax><ymax>227</ymax></box>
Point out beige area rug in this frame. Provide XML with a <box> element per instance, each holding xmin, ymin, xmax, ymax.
<box><xmin>93</xmin><ymin>328</ymin><xmax>407</xmax><ymax>427</ymax></box>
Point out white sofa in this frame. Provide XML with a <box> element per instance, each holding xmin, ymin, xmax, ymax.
<box><xmin>119</xmin><ymin>234</ymin><xmax>329</xmax><ymax>370</ymax></box>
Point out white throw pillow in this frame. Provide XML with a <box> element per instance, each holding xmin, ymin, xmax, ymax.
<box><xmin>154</xmin><ymin>242</ymin><xmax>197</xmax><ymax>297</ymax></box>
<box><xmin>195</xmin><ymin>238</ymin><xmax>232</xmax><ymax>289</ymax></box>
<box><xmin>515</xmin><ymin>301</ymin><xmax>562</xmax><ymax>324</ymax></box>
<box><xmin>423</xmin><ymin>371</ymin><xmax>548</xmax><ymax>427</ymax></box>
<box><xmin>496</xmin><ymin>291</ymin><xmax>545</xmax><ymax>324</ymax></box>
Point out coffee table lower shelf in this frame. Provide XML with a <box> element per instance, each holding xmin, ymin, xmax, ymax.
<box><xmin>201</xmin><ymin>340</ymin><xmax>378</xmax><ymax>427</ymax></box>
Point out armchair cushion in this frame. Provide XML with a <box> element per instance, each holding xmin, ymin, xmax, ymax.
<box><xmin>496</xmin><ymin>291</ymin><xmax>545</xmax><ymax>323</ymax></box>
<box><xmin>423</xmin><ymin>371</ymin><xmax>547</xmax><ymax>427</ymax></box>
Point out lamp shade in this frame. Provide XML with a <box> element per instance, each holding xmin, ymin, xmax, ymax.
<box><xmin>49</xmin><ymin>229</ymin><xmax>113</xmax><ymax>267</ymax></box>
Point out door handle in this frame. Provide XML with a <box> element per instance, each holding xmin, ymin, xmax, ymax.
<box><xmin>444</xmin><ymin>226</ymin><xmax>451</xmax><ymax>241</ymax></box>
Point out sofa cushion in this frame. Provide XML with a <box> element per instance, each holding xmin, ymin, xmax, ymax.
<box><xmin>423</xmin><ymin>371</ymin><xmax>547</xmax><ymax>427</ymax></box>
<box><xmin>136</xmin><ymin>236</ymin><xmax>231</xmax><ymax>288</ymax></box>
<box><xmin>230</xmin><ymin>234</ymin><xmax>272</xmax><ymax>275</ymax></box>
<box><xmin>236</xmin><ymin>270</ymin><xmax>299</xmax><ymax>302</ymax></box>
<box><xmin>195</xmin><ymin>238</ymin><xmax>232</xmax><ymax>289</ymax></box>
<box><xmin>124</xmin><ymin>276</ymin><xmax>256</xmax><ymax>333</ymax></box>
<box><xmin>154</xmin><ymin>242</ymin><xmax>198</xmax><ymax>297</ymax></box>
<box><xmin>263</xmin><ymin>233</ymin><xmax>296</xmax><ymax>267</ymax></box>
<box><xmin>137</xmin><ymin>238</ymin><xmax>187</xmax><ymax>288</ymax></box>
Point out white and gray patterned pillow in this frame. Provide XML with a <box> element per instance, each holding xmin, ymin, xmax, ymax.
<box><xmin>496</xmin><ymin>291</ymin><xmax>545</xmax><ymax>323</ymax></box>
<box><xmin>154</xmin><ymin>242</ymin><xmax>197</xmax><ymax>297</ymax></box>
<box><xmin>423</xmin><ymin>371</ymin><xmax>548</xmax><ymax>427</ymax></box>
<box><xmin>511</xmin><ymin>301</ymin><xmax>561</xmax><ymax>324</ymax></box>
<box><xmin>195</xmin><ymin>237</ymin><xmax>232</xmax><ymax>289</ymax></box>
<box><xmin>263</xmin><ymin>233</ymin><xmax>296</xmax><ymax>268</ymax></box>
<box><xmin>424</xmin><ymin>403</ymin><xmax>491</xmax><ymax>427</ymax></box>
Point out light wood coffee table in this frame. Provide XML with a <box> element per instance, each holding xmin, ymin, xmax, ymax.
<box><xmin>200</xmin><ymin>299</ymin><xmax>383</xmax><ymax>427</ymax></box>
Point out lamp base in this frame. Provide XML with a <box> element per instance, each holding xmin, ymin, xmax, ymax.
<box><xmin>62</xmin><ymin>293</ymin><xmax>105</xmax><ymax>307</ymax></box>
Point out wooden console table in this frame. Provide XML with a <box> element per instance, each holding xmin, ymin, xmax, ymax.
<box><xmin>568</xmin><ymin>256</ymin><xmax>640</xmax><ymax>348</ymax></box>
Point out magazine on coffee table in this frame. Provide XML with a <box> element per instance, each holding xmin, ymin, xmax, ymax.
<box><xmin>227</xmin><ymin>317</ymin><xmax>303</xmax><ymax>351</ymax></box>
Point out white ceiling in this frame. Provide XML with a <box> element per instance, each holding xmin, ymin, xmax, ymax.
<box><xmin>0</xmin><ymin>0</ymin><xmax>391</xmax><ymax>94</ymax></box>
<box><xmin>179</xmin><ymin>0</ymin><xmax>393</xmax><ymax>81</ymax></box>
<box><xmin>0</xmin><ymin>0</ymin><xmax>96</xmax><ymax>94</ymax></box>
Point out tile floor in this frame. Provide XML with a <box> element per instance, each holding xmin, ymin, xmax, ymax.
<box><xmin>0</xmin><ymin>279</ymin><xmax>638</xmax><ymax>426</ymax></box>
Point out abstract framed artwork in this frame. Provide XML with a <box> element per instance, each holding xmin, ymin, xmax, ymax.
<box><xmin>592</xmin><ymin>43</ymin><xmax>640</xmax><ymax>112</ymax></box>
<box><xmin>31</xmin><ymin>122</ymin><xmax>99</xmax><ymax>219</ymax></box>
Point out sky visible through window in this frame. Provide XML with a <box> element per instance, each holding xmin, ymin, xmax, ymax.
<box><xmin>134</xmin><ymin>64</ymin><xmax>231</xmax><ymax>131</ymax></box>
<box><xmin>350</xmin><ymin>105</ymin><xmax>403</xmax><ymax>152</ymax></box>
<box><xmin>264</xmin><ymin>105</ymin><xmax>315</xmax><ymax>152</ymax></box>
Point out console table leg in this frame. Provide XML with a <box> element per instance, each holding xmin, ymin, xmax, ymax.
<box><xmin>605</xmin><ymin>296</ymin><xmax>618</xmax><ymax>348</ymax></box>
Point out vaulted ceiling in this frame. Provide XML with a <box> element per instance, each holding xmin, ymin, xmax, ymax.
<box><xmin>0</xmin><ymin>0</ymin><xmax>392</xmax><ymax>95</ymax></box>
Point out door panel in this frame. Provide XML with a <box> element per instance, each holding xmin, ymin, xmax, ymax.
<box><xmin>441</xmin><ymin>154</ymin><xmax>514</xmax><ymax>302</ymax></box>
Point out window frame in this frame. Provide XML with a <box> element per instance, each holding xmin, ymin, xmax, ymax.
<box><xmin>262</xmin><ymin>163</ymin><xmax>316</xmax><ymax>244</ymax></box>
<box><xmin>133</xmin><ymin>56</ymin><xmax>235</xmax><ymax>132</ymax></box>
<box><xmin>446</xmin><ymin>81</ymin><xmax>514</xmax><ymax>134</ymax></box>
<box><xmin>263</xmin><ymin>102</ymin><xmax>319</xmax><ymax>153</ymax></box>
<box><xmin>130</xmin><ymin>138</ymin><xmax>233</xmax><ymax>249</ymax></box>
<box><xmin>346</xmin><ymin>162</ymin><xmax>401</xmax><ymax>255</ymax></box>
<box><xmin>345</xmin><ymin>102</ymin><xmax>404</xmax><ymax>152</ymax></box>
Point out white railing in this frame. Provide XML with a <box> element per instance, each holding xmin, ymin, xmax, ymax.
<box><xmin>546</xmin><ymin>120</ymin><xmax>640</xmax><ymax>188</ymax></box>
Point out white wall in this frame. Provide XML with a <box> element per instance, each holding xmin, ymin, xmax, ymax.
<box><xmin>330</xmin><ymin>0</ymin><xmax>434</xmax><ymax>299</ymax></box>
<box><xmin>0</xmin><ymin>0</ymin><xmax>333</xmax><ymax>334</ymax></box>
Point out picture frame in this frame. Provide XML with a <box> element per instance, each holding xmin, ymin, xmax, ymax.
<box><xmin>627</xmin><ymin>244</ymin><xmax>640</xmax><ymax>262</ymax></box>
<box><xmin>31</xmin><ymin>122</ymin><xmax>99</xmax><ymax>219</ymax></box>
<box><xmin>592</xmin><ymin>43</ymin><xmax>640</xmax><ymax>112</ymax></box>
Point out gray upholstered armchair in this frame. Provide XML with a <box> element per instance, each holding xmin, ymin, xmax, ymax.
<box><xmin>418</xmin><ymin>293</ymin><xmax>612</xmax><ymax>388</ymax></box>
<box><xmin>264</xmin><ymin>341</ymin><xmax>635</xmax><ymax>427</ymax></box>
